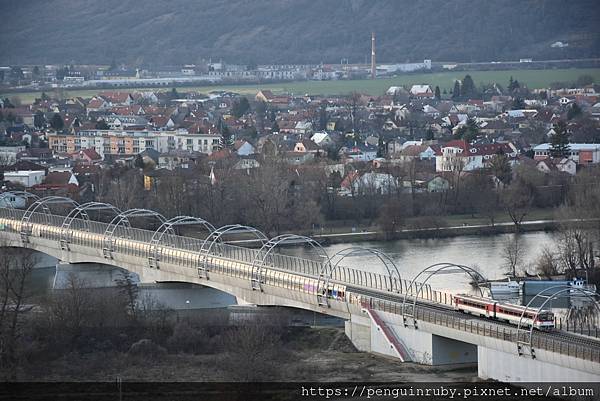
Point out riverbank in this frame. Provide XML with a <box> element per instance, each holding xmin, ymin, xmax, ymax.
<box><xmin>16</xmin><ymin>325</ymin><xmax>477</xmax><ymax>383</ymax></box>
<box><xmin>311</xmin><ymin>219</ymin><xmax>598</xmax><ymax>244</ymax></box>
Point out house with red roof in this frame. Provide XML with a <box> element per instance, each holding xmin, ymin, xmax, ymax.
<box><xmin>409</xmin><ymin>85</ymin><xmax>434</xmax><ymax>98</ymax></box>
<box><xmin>98</xmin><ymin>92</ymin><xmax>134</xmax><ymax>106</ymax></box>
<box><xmin>109</xmin><ymin>105</ymin><xmax>146</xmax><ymax>116</ymax></box>
<box><xmin>71</xmin><ymin>148</ymin><xmax>102</xmax><ymax>164</ymax></box>
<box><xmin>32</xmin><ymin>171</ymin><xmax>79</xmax><ymax>197</ymax></box>
<box><xmin>255</xmin><ymin>90</ymin><xmax>275</xmax><ymax>103</ymax></box>
<box><xmin>86</xmin><ymin>97</ymin><xmax>109</xmax><ymax>115</ymax></box>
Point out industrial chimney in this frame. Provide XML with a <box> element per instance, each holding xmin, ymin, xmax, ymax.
<box><xmin>371</xmin><ymin>32</ymin><xmax>376</xmax><ymax>79</ymax></box>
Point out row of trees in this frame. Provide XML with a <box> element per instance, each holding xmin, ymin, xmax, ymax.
<box><xmin>500</xmin><ymin>166</ymin><xmax>600</xmax><ymax>283</ymax></box>
<box><xmin>93</xmin><ymin>158</ymin><xmax>323</xmax><ymax>236</ymax></box>
<box><xmin>450</xmin><ymin>75</ymin><xmax>522</xmax><ymax>101</ymax></box>
<box><xmin>86</xmin><ymin>150</ymin><xmax>598</xmax><ymax>240</ymax></box>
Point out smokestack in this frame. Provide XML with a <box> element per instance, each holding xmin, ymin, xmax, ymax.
<box><xmin>371</xmin><ymin>32</ymin><xmax>376</xmax><ymax>79</ymax></box>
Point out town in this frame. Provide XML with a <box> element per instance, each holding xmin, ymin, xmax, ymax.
<box><xmin>1</xmin><ymin>72</ymin><xmax>599</xmax><ymax>238</ymax></box>
<box><xmin>1</xmin><ymin>0</ymin><xmax>600</xmax><ymax>393</ymax></box>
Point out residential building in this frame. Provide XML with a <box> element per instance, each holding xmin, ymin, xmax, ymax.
<box><xmin>536</xmin><ymin>158</ymin><xmax>577</xmax><ymax>176</ymax></box>
<box><xmin>158</xmin><ymin>150</ymin><xmax>203</xmax><ymax>170</ymax></box>
<box><xmin>533</xmin><ymin>143</ymin><xmax>600</xmax><ymax>165</ymax></box>
<box><xmin>48</xmin><ymin>129</ymin><xmax>220</xmax><ymax>159</ymax></box>
<box><xmin>427</xmin><ymin>176</ymin><xmax>450</xmax><ymax>192</ymax></box>
<box><xmin>435</xmin><ymin>140</ymin><xmax>517</xmax><ymax>172</ymax></box>
<box><xmin>4</xmin><ymin>170</ymin><xmax>45</xmax><ymax>187</ymax></box>
<box><xmin>409</xmin><ymin>85</ymin><xmax>434</xmax><ymax>98</ymax></box>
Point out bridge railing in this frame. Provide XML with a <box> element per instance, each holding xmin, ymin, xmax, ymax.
<box><xmin>358</xmin><ymin>296</ymin><xmax>600</xmax><ymax>363</ymax></box>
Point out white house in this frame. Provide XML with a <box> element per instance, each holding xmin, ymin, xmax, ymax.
<box><xmin>0</xmin><ymin>194</ymin><xmax>26</xmax><ymax>208</ymax></box>
<box><xmin>353</xmin><ymin>172</ymin><xmax>398</xmax><ymax>195</ymax></box>
<box><xmin>234</xmin><ymin>155</ymin><xmax>261</xmax><ymax>170</ymax></box>
<box><xmin>409</xmin><ymin>85</ymin><xmax>434</xmax><ymax>97</ymax></box>
<box><xmin>536</xmin><ymin>158</ymin><xmax>577</xmax><ymax>176</ymax></box>
<box><xmin>235</xmin><ymin>141</ymin><xmax>256</xmax><ymax>156</ymax></box>
<box><xmin>435</xmin><ymin>140</ymin><xmax>517</xmax><ymax>172</ymax></box>
<box><xmin>386</xmin><ymin>86</ymin><xmax>405</xmax><ymax>95</ymax></box>
<box><xmin>4</xmin><ymin>170</ymin><xmax>45</xmax><ymax>187</ymax></box>
<box><xmin>423</xmin><ymin>105</ymin><xmax>440</xmax><ymax>117</ymax></box>
<box><xmin>294</xmin><ymin>121</ymin><xmax>313</xmax><ymax>135</ymax></box>
<box><xmin>559</xmin><ymin>97</ymin><xmax>572</xmax><ymax>106</ymax></box>
<box><xmin>311</xmin><ymin>132</ymin><xmax>332</xmax><ymax>146</ymax></box>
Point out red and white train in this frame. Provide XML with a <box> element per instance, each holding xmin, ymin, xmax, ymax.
<box><xmin>453</xmin><ymin>294</ymin><xmax>555</xmax><ymax>330</ymax></box>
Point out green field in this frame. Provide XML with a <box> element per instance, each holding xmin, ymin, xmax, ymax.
<box><xmin>3</xmin><ymin>68</ymin><xmax>600</xmax><ymax>104</ymax></box>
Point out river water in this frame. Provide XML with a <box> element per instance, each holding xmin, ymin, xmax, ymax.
<box><xmin>306</xmin><ymin>231</ymin><xmax>557</xmax><ymax>293</ymax></box>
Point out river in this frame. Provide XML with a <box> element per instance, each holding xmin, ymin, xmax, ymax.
<box><xmin>305</xmin><ymin>231</ymin><xmax>557</xmax><ymax>293</ymax></box>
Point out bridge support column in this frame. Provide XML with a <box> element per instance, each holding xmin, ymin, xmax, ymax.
<box><xmin>53</xmin><ymin>262</ymin><xmax>138</xmax><ymax>290</ymax></box>
<box><xmin>345</xmin><ymin>318</ymin><xmax>372</xmax><ymax>352</ymax></box>
<box><xmin>235</xmin><ymin>296</ymin><xmax>253</xmax><ymax>306</ymax></box>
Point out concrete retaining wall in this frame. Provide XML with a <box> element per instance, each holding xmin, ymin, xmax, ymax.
<box><xmin>479</xmin><ymin>346</ymin><xmax>600</xmax><ymax>382</ymax></box>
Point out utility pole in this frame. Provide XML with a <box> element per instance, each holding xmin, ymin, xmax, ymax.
<box><xmin>371</xmin><ymin>32</ymin><xmax>376</xmax><ymax>79</ymax></box>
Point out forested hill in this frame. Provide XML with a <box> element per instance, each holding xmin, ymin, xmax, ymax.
<box><xmin>1</xmin><ymin>0</ymin><xmax>599</xmax><ymax>65</ymax></box>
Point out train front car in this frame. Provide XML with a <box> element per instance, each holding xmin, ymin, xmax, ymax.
<box><xmin>494</xmin><ymin>301</ymin><xmax>555</xmax><ymax>331</ymax></box>
<box><xmin>533</xmin><ymin>310</ymin><xmax>555</xmax><ymax>331</ymax></box>
<box><xmin>454</xmin><ymin>294</ymin><xmax>555</xmax><ymax>331</ymax></box>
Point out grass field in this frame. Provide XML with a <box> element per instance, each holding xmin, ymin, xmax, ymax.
<box><xmin>3</xmin><ymin>68</ymin><xmax>600</xmax><ymax>104</ymax></box>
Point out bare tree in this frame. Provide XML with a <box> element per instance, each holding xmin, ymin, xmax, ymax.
<box><xmin>500</xmin><ymin>181</ymin><xmax>534</xmax><ymax>231</ymax></box>
<box><xmin>220</xmin><ymin>313</ymin><xmax>286</xmax><ymax>381</ymax></box>
<box><xmin>502</xmin><ymin>235</ymin><xmax>524</xmax><ymax>277</ymax></box>
<box><xmin>377</xmin><ymin>199</ymin><xmax>405</xmax><ymax>239</ymax></box>
<box><xmin>0</xmin><ymin>153</ymin><xmax>14</xmax><ymax>167</ymax></box>
<box><xmin>115</xmin><ymin>271</ymin><xmax>139</xmax><ymax>320</ymax></box>
<box><xmin>151</xmin><ymin>173</ymin><xmax>191</xmax><ymax>217</ymax></box>
<box><xmin>0</xmin><ymin>246</ymin><xmax>36</xmax><ymax>379</ymax></box>
<box><xmin>97</xmin><ymin>167</ymin><xmax>145</xmax><ymax>210</ymax></box>
<box><xmin>474</xmin><ymin>190</ymin><xmax>498</xmax><ymax>226</ymax></box>
<box><xmin>554</xmin><ymin>170</ymin><xmax>600</xmax><ymax>279</ymax></box>
<box><xmin>347</xmin><ymin>92</ymin><xmax>364</xmax><ymax>134</ymax></box>
<box><xmin>44</xmin><ymin>273</ymin><xmax>92</xmax><ymax>341</ymax></box>
<box><xmin>444</xmin><ymin>154</ymin><xmax>466</xmax><ymax>204</ymax></box>
<box><xmin>534</xmin><ymin>246</ymin><xmax>560</xmax><ymax>278</ymax></box>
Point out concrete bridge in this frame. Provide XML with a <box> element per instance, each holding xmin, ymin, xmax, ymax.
<box><xmin>0</xmin><ymin>193</ymin><xmax>599</xmax><ymax>382</ymax></box>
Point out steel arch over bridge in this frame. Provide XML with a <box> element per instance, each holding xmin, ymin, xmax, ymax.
<box><xmin>149</xmin><ymin>215</ymin><xmax>216</xmax><ymax>269</ymax></box>
<box><xmin>2</xmin><ymin>194</ymin><xmax>600</xmax><ymax>374</ymax></box>
<box><xmin>516</xmin><ymin>285</ymin><xmax>600</xmax><ymax>359</ymax></box>
<box><xmin>60</xmin><ymin>202</ymin><xmax>122</xmax><ymax>251</ymax></box>
<box><xmin>103</xmin><ymin>208</ymin><xmax>167</xmax><ymax>259</ymax></box>
<box><xmin>199</xmin><ymin>224</ymin><xmax>268</xmax><ymax>279</ymax></box>
<box><xmin>1</xmin><ymin>194</ymin><xmax>490</xmax><ymax>311</ymax></box>
<box><xmin>324</xmin><ymin>246</ymin><xmax>403</xmax><ymax>294</ymax></box>
<box><xmin>20</xmin><ymin>196</ymin><xmax>79</xmax><ymax>244</ymax></box>
<box><xmin>401</xmin><ymin>263</ymin><xmax>488</xmax><ymax>328</ymax></box>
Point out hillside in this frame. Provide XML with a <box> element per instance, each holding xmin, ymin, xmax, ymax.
<box><xmin>0</xmin><ymin>0</ymin><xmax>599</xmax><ymax>65</ymax></box>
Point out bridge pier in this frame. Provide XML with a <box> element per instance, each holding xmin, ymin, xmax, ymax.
<box><xmin>235</xmin><ymin>296</ymin><xmax>253</xmax><ymax>306</ymax></box>
<box><xmin>345</xmin><ymin>318</ymin><xmax>372</xmax><ymax>352</ymax></box>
